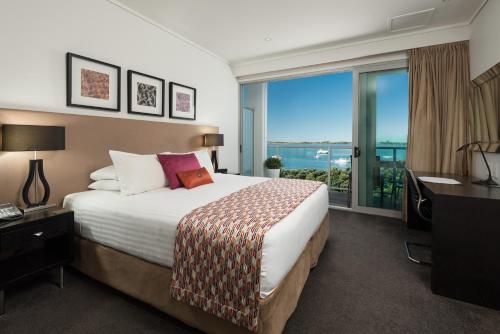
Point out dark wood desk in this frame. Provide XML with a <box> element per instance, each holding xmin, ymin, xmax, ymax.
<box><xmin>408</xmin><ymin>172</ymin><xmax>500</xmax><ymax>309</ymax></box>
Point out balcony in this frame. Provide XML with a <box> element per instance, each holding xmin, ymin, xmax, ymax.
<box><xmin>267</xmin><ymin>144</ymin><xmax>407</xmax><ymax>209</ymax></box>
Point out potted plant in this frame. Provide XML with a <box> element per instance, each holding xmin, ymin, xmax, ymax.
<box><xmin>264</xmin><ymin>156</ymin><xmax>282</xmax><ymax>178</ymax></box>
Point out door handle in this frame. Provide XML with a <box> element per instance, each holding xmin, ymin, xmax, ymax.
<box><xmin>33</xmin><ymin>232</ymin><xmax>44</xmax><ymax>237</ymax></box>
<box><xmin>354</xmin><ymin>147</ymin><xmax>361</xmax><ymax>158</ymax></box>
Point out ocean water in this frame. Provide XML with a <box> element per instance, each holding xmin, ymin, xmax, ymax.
<box><xmin>267</xmin><ymin>143</ymin><xmax>407</xmax><ymax>170</ymax></box>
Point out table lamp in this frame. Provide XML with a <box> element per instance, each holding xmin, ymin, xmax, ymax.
<box><xmin>457</xmin><ymin>141</ymin><xmax>500</xmax><ymax>187</ymax></box>
<box><xmin>1</xmin><ymin>124</ymin><xmax>65</xmax><ymax>209</ymax></box>
<box><xmin>204</xmin><ymin>133</ymin><xmax>224</xmax><ymax>171</ymax></box>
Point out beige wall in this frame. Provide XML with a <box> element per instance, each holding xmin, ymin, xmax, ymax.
<box><xmin>0</xmin><ymin>109</ymin><xmax>217</xmax><ymax>207</ymax></box>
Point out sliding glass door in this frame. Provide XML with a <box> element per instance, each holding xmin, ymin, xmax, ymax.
<box><xmin>354</xmin><ymin>67</ymin><xmax>409</xmax><ymax>214</ymax></box>
<box><xmin>239</xmin><ymin>60</ymin><xmax>408</xmax><ymax>217</ymax></box>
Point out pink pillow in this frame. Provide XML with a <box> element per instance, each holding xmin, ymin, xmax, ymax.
<box><xmin>157</xmin><ymin>153</ymin><xmax>201</xmax><ymax>189</ymax></box>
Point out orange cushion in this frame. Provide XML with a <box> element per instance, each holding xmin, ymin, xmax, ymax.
<box><xmin>176</xmin><ymin>167</ymin><xmax>214</xmax><ymax>189</ymax></box>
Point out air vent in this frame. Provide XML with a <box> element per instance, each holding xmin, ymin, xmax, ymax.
<box><xmin>388</xmin><ymin>8</ymin><xmax>435</xmax><ymax>33</ymax></box>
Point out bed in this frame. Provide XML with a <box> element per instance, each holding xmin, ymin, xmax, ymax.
<box><xmin>64</xmin><ymin>173</ymin><xmax>330</xmax><ymax>334</ymax></box>
<box><xmin>65</xmin><ymin>173</ymin><xmax>327</xmax><ymax>296</ymax></box>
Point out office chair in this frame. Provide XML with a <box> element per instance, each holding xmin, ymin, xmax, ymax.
<box><xmin>405</xmin><ymin>168</ymin><xmax>432</xmax><ymax>266</ymax></box>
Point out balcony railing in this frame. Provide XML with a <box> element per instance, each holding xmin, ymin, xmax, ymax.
<box><xmin>267</xmin><ymin>144</ymin><xmax>407</xmax><ymax>209</ymax></box>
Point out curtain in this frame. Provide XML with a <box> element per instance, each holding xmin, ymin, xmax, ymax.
<box><xmin>407</xmin><ymin>41</ymin><xmax>471</xmax><ymax>174</ymax></box>
<box><xmin>470</xmin><ymin>62</ymin><xmax>500</xmax><ymax>143</ymax></box>
<box><xmin>404</xmin><ymin>41</ymin><xmax>471</xmax><ymax>221</ymax></box>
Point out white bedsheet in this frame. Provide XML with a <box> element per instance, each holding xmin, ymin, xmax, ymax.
<box><xmin>63</xmin><ymin>174</ymin><xmax>328</xmax><ymax>297</ymax></box>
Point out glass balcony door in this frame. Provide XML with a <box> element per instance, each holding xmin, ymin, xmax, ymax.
<box><xmin>354</xmin><ymin>66</ymin><xmax>408</xmax><ymax>215</ymax></box>
<box><xmin>239</xmin><ymin>63</ymin><xmax>407</xmax><ymax>215</ymax></box>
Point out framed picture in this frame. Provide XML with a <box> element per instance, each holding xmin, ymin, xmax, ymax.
<box><xmin>127</xmin><ymin>70</ymin><xmax>165</xmax><ymax>117</ymax></box>
<box><xmin>169</xmin><ymin>82</ymin><xmax>196</xmax><ymax>120</ymax></box>
<box><xmin>66</xmin><ymin>52</ymin><xmax>121</xmax><ymax>112</ymax></box>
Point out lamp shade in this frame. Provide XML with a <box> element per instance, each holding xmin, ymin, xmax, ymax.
<box><xmin>1</xmin><ymin>125</ymin><xmax>65</xmax><ymax>151</ymax></box>
<box><xmin>204</xmin><ymin>133</ymin><xmax>224</xmax><ymax>147</ymax></box>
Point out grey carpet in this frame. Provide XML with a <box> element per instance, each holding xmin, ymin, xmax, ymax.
<box><xmin>1</xmin><ymin>210</ymin><xmax>499</xmax><ymax>333</ymax></box>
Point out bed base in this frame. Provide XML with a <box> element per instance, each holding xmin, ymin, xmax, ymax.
<box><xmin>71</xmin><ymin>212</ymin><xmax>330</xmax><ymax>334</ymax></box>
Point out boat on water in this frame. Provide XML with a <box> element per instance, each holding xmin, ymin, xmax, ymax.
<box><xmin>315</xmin><ymin>149</ymin><xmax>328</xmax><ymax>159</ymax></box>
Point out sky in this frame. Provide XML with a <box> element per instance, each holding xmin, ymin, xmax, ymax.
<box><xmin>266</xmin><ymin>70</ymin><xmax>408</xmax><ymax>143</ymax></box>
<box><xmin>374</xmin><ymin>71</ymin><xmax>409</xmax><ymax>143</ymax></box>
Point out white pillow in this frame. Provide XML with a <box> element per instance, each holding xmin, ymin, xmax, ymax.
<box><xmin>88</xmin><ymin>180</ymin><xmax>121</xmax><ymax>191</ymax></box>
<box><xmin>90</xmin><ymin>165</ymin><xmax>117</xmax><ymax>181</ymax></box>
<box><xmin>109</xmin><ymin>150</ymin><xmax>167</xmax><ymax>196</ymax></box>
<box><xmin>194</xmin><ymin>150</ymin><xmax>215</xmax><ymax>175</ymax></box>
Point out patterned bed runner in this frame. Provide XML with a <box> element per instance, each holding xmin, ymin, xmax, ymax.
<box><xmin>170</xmin><ymin>178</ymin><xmax>324</xmax><ymax>332</ymax></box>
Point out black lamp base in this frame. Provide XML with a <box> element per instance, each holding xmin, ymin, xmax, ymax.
<box><xmin>22</xmin><ymin>159</ymin><xmax>51</xmax><ymax>208</ymax></box>
<box><xmin>472</xmin><ymin>176</ymin><xmax>500</xmax><ymax>187</ymax></box>
<box><xmin>211</xmin><ymin>150</ymin><xmax>219</xmax><ymax>171</ymax></box>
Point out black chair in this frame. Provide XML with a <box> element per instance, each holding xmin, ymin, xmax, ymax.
<box><xmin>405</xmin><ymin>168</ymin><xmax>432</xmax><ymax>266</ymax></box>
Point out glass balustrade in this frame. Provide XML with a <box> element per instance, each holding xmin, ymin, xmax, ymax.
<box><xmin>267</xmin><ymin>143</ymin><xmax>406</xmax><ymax>208</ymax></box>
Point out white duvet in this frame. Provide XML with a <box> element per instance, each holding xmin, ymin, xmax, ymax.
<box><xmin>63</xmin><ymin>174</ymin><xmax>328</xmax><ymax>298</ymax></box>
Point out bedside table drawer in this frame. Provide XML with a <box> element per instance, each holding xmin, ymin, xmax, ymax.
<box><xmin>0</xmin><ymin>219</ymin><xmax>70</xmax><ymax>253</ymax></box>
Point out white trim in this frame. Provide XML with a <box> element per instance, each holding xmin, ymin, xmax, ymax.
<box><xmin>468</xmin><ymin>0</ymin><xmax>489</xmax><ymax>25</ymax></box>
<box><xmin>106</xmin><ymin>0</ymin><xmax>229</xmax><ymax>65</ymax></box>
<box><xmin>238</xmin><ymin>52</ymin><xmax>408</xmax><ymax>84</ymax></box>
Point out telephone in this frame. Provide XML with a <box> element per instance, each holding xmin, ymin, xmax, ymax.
<box><xmin>0</xmin><ymin>203</ymin><xmax>24</xmax><ymax>222</ymax></box>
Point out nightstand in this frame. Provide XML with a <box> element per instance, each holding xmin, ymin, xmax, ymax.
<box><xmin>0</xmin><ymin>207</ymin><xmax>74</xmax><ymax>315</ymax></box>
<box><xmin>215</xmin><ymin>168</ymin><xmax>228</xmax><ymax>174</ymax></box>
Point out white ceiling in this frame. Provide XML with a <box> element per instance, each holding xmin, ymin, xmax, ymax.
<box><xmin>115</xmin><ymin>0</ymin><xmax>486</xmax><ymax>64</ymax></box>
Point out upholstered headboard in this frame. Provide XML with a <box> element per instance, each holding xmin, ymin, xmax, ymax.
<box><xmin>0</xmin><ymin>109</ymin><xmax>218</xmax><ymax>206</ymax></box>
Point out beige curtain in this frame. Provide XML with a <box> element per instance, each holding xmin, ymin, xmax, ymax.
<box><xmin>470</xmin><ymin>62</ymin><xmax>500</xmax><ymax>142</ymax></box>
<box><xmin>407</xmin><ymin>41</ymin><xmax>471</xmax><ymax>175</ymax></box>
<box><xmin>404</xmin><ymin>41</ymin><xmax>471</xmax><ymax>221</ymax></box>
